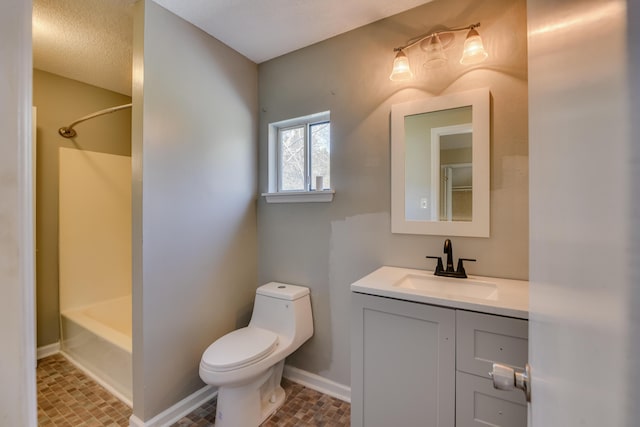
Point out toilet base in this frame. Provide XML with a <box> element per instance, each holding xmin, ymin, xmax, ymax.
<box><xmin>260</xmin><ymin>385</ymin><xmax>286</xmax><ymax>424</ymax></box>
<box><xmin>214</xmin><ymin>363</ymin><xmax>286</xmax><ymax>427</ymax></box>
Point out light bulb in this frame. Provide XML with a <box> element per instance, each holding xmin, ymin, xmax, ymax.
<box><xmin>389</xmin><ymin>50</ymin><xmax>414</xmax><ymax>81</ymax></box>
<box><xmin>460</xmin><ymin>28</ymin><xmax>488</xmax><ymax>65</ymax></box>
<box><xmin>422</xmin><ymin>34</ymin><xmax>447</xmax><ymax>69</ymax></box>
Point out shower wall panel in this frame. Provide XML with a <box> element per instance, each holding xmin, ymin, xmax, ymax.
<box><xmin>59</xmin><ymin>148</ymin><xmax>132</xmax><ymax>312</ymax></box>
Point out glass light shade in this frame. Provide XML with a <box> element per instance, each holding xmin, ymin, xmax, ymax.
<box><xmin>460</xmin><ymin>28</ymin><xmax>488</xmax><ymax>65</ymax></box>
<box><xmin>422</xmin><ymin>34</ymin><xmax>447</xmax><ymax>69</ymax></box>
<box><xmin>389</xmin><ymin>51</ymin><xmax>414</xmax><ymax>81</ymax></box>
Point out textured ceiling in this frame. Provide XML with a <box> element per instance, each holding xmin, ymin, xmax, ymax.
<box><xmin>33</xmin><ymin>0</ymin><xmax>135</xmax><ymax>95</ymax></box>
<box><xmin>32</xmin><ymin>0</ymin><xmax>433</xmax><ymax>96</ymax></box>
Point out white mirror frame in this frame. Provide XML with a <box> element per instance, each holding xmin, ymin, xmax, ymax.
<box><xmin>391</xmin><ymin>88</ymin><xmax>490</xmax><ymax>237</ymax></box>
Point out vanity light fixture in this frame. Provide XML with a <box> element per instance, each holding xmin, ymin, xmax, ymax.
<box><xmin>389</xmin><ymin>23</ymin><xmax>488</xmax><ymax>81</ymax></box>
<box><xmin>389</xmin><ymin>50</ymin><xmax>414</xmax><ymax>81</ymax></box>
<box><xmin>460</xmin><ymin>26</ymin><xmax>489</xmax><ymax>64</ymax></box>
<box><xmin>422</xmin><ymin>33</ymin><xmax>448</xmax><ymax>69</ymax></box>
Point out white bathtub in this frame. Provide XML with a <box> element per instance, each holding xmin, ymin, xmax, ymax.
<box><xmin>61</xmin><ymin>295</ymin><xmax>132</xmax><ymax>405</ymax></box>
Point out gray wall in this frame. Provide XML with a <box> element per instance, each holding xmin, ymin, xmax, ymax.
<box><xmin>33</xmin><ymin>69</ymin><xmax>132</xmax><ymax>347</ymax></box>
<box><xmin>131</xmin><ymin>1</ymin><xmax>258</xmax><ymax>420</ymax></box>
<box><xmin>630</xmin><ymin>1</ymin><xmax>640</xmax><ymax>422</ymax></box>
<box><xmin>258</xmin><ymin>0</ymin><xmax>528</xmax><ymax>386</ymax></box>
<box><xmin>0</xmin><ymin>0</ymin><xmax>37</xmax><ymax>424</ymax></box>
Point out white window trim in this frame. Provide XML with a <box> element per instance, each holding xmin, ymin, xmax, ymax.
<box><xmin>263</xmin><ymin>111</ymin><xmax>333</xmax><ymax>203</ymax></box>
<box><xmin>262</xmin><ymin>189</ymin><xmax>336</xmax><ymax>203</ymax></box>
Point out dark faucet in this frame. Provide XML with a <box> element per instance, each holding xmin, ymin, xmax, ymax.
<box><xmin>426</xmin><ymin>238</ymin><xmax>476</xmax><ymax>278</ymax></box>
<box><xmin>443</xmin><ymin>239</ymin><xmax>454</xmax><ymax>272</ymax></box>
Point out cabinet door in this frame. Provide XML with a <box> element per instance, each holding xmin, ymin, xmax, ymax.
<box><xmin>351</xmin><ymin>293</ymin><xmax>455</xmax><ymax>427</ymax></box>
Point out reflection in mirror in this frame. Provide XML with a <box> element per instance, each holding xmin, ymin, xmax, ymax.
<box><xmin>391</xmin><ymin>88</ymin><xmax>490</xmax><ymax>237</ymax></box>
<box><xmin>438</xmin><ymin>124</ymin><xmax>472</xmax><ymax>221</ymax></box>
<box><xmin>404</xmin><ymin>107</ymin><xmax>472</xmax><ymax>222</ymax></box>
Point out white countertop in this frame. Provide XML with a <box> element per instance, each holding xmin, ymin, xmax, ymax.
<box><xmin>351</xmin><ymin>266</ymin><xmax>529</xmax><ymax>319</ymax></box>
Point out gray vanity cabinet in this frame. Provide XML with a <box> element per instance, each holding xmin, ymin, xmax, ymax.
<box><xmin>351</xmin><ymin>293</ymin><xmax>528</xmax><ymax>427</ymax></box>
<box><xmin>351</xmin><ymin>293</ymin><xmax>456</xmax><ymax>427</ymax></box>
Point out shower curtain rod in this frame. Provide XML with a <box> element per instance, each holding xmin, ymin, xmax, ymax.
<box><xmin>58</xmin><ymin>103</ymin><xmax>132</xmax><ymax>138</ymax></box>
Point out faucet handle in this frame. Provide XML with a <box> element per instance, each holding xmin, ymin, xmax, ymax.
<box><xmin>456</xmin><ymin>258</ymin><xmax>476</xmax><ymax>278</ymax></box>
<box><xmin>426</xmin><ymin>256</ymin><xmax>444</xmax><ymax>273</ymax></box>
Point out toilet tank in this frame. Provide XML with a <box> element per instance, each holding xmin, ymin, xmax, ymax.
<box><xmin>249</xmin><ymin>282</ymin><xmax>313</xmax><ymax>346</ymax></box>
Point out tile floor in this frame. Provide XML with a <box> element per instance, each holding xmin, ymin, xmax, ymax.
<box><xmin>37</xmin><ymin>354</ymin><xmax>131</xmax><ymax>426</ymax></box>
<box><xmin>37</xmin><ymin>354</ymin><xmax>350</xmax><ymax>426</ymax></box>
<box><xmin>172</xmin><ymin>379</ymin><xmax>350</xmax><ymax>426</ymax></box>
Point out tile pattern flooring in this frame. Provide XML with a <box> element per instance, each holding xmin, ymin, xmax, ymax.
<box><xmin>37</xmin><ymin>354</ymin><xmax>350</xmax><ymax>426</ymax></box>
<box><xmin>172</xmin><ymin>379</ymin><xmax>350</xmax><ymax>426</ymax></box>
<box><xmin>37</xmin><ymin>354</ymin><xmax>131</xmax><ymax>426</ymax></box>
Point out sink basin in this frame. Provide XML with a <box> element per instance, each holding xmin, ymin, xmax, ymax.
<box><xmin>393</xmin><ymin>274</ymin><xmax>498</xmax><ymax>300</ymax></box>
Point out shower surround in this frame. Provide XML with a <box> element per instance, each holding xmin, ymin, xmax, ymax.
<box><xmin>58</xmin><ymin>148</ymin><xmax>132</xmax><ymax>403</ymax></box>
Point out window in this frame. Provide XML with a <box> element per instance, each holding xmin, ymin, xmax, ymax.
<box><xmin>278</xmin><ymin>120</ymin><xmax>330</xmax><ymax>191</ymax></box>
<box><xmin>264</xmin><ymin>111</ymin><xmax>334</xmax><ymax>203</ymax></box>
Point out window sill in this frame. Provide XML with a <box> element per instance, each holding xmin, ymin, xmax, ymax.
<box><xmin>262</xmin><ymin>190</ymin><xmax>335</xmax><ymax>204</ymax></box>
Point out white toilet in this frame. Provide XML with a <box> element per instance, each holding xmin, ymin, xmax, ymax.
<box><xmin>199</xmin><ymin>282</ymin><xmax>313</xmax><ymax>427</ymax></box>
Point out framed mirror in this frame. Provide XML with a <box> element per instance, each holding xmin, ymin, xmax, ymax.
<box><xmin>391</xmin><ymin>88</ymin><xmax>490</xmax><ymax>237</ymax></box>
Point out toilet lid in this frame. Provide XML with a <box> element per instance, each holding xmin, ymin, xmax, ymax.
<box><xmin>201</xmin><ymin>327</ymin><xmax>279</xmax><ymax>372</ymax></box>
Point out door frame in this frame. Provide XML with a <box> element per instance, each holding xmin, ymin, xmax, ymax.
<box><xmin>2</xmin><ymin>0</ymin><xmax>38</xmax><ymax>425</ymax></box>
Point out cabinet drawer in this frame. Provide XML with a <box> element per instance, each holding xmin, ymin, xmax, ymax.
<box><xmin>456</xmin><ymin>371</ymin><xmax>527</xmax><ymax>427</ymax></box>
<box><xmin>456</xmin><ymin>310</ymin><xmax>528</xmax><ymax>378</ymax></box>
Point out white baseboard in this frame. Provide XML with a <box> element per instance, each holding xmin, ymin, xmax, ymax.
<box><xmin>61</xmin><ymin>351</ymin><xmax>133</xmax><ymax>407</ymax></box>
<box><xmin>37</xmin><ymin>342</ymin><xmax>60</xmax><ymax>360</ymax></box>
<box><xmin>129</xmin><ymin>385</ymin><xmax>216</xmax><ymax>427</ymax></box>
<box><xmin>127</xmin><ymin>366</ymin><xmax>346</xmax><ymax>426</ymax></box>
<box><xmin>283</xmin><ymin>365</ymin><xmax>351</xmax><ymax>403</ymax></box>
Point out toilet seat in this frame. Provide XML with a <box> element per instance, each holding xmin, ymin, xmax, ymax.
<box><xmin>201</xmin><ymin>327</ymin><xmax>279</xmax><ymax>372</ymax></box>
